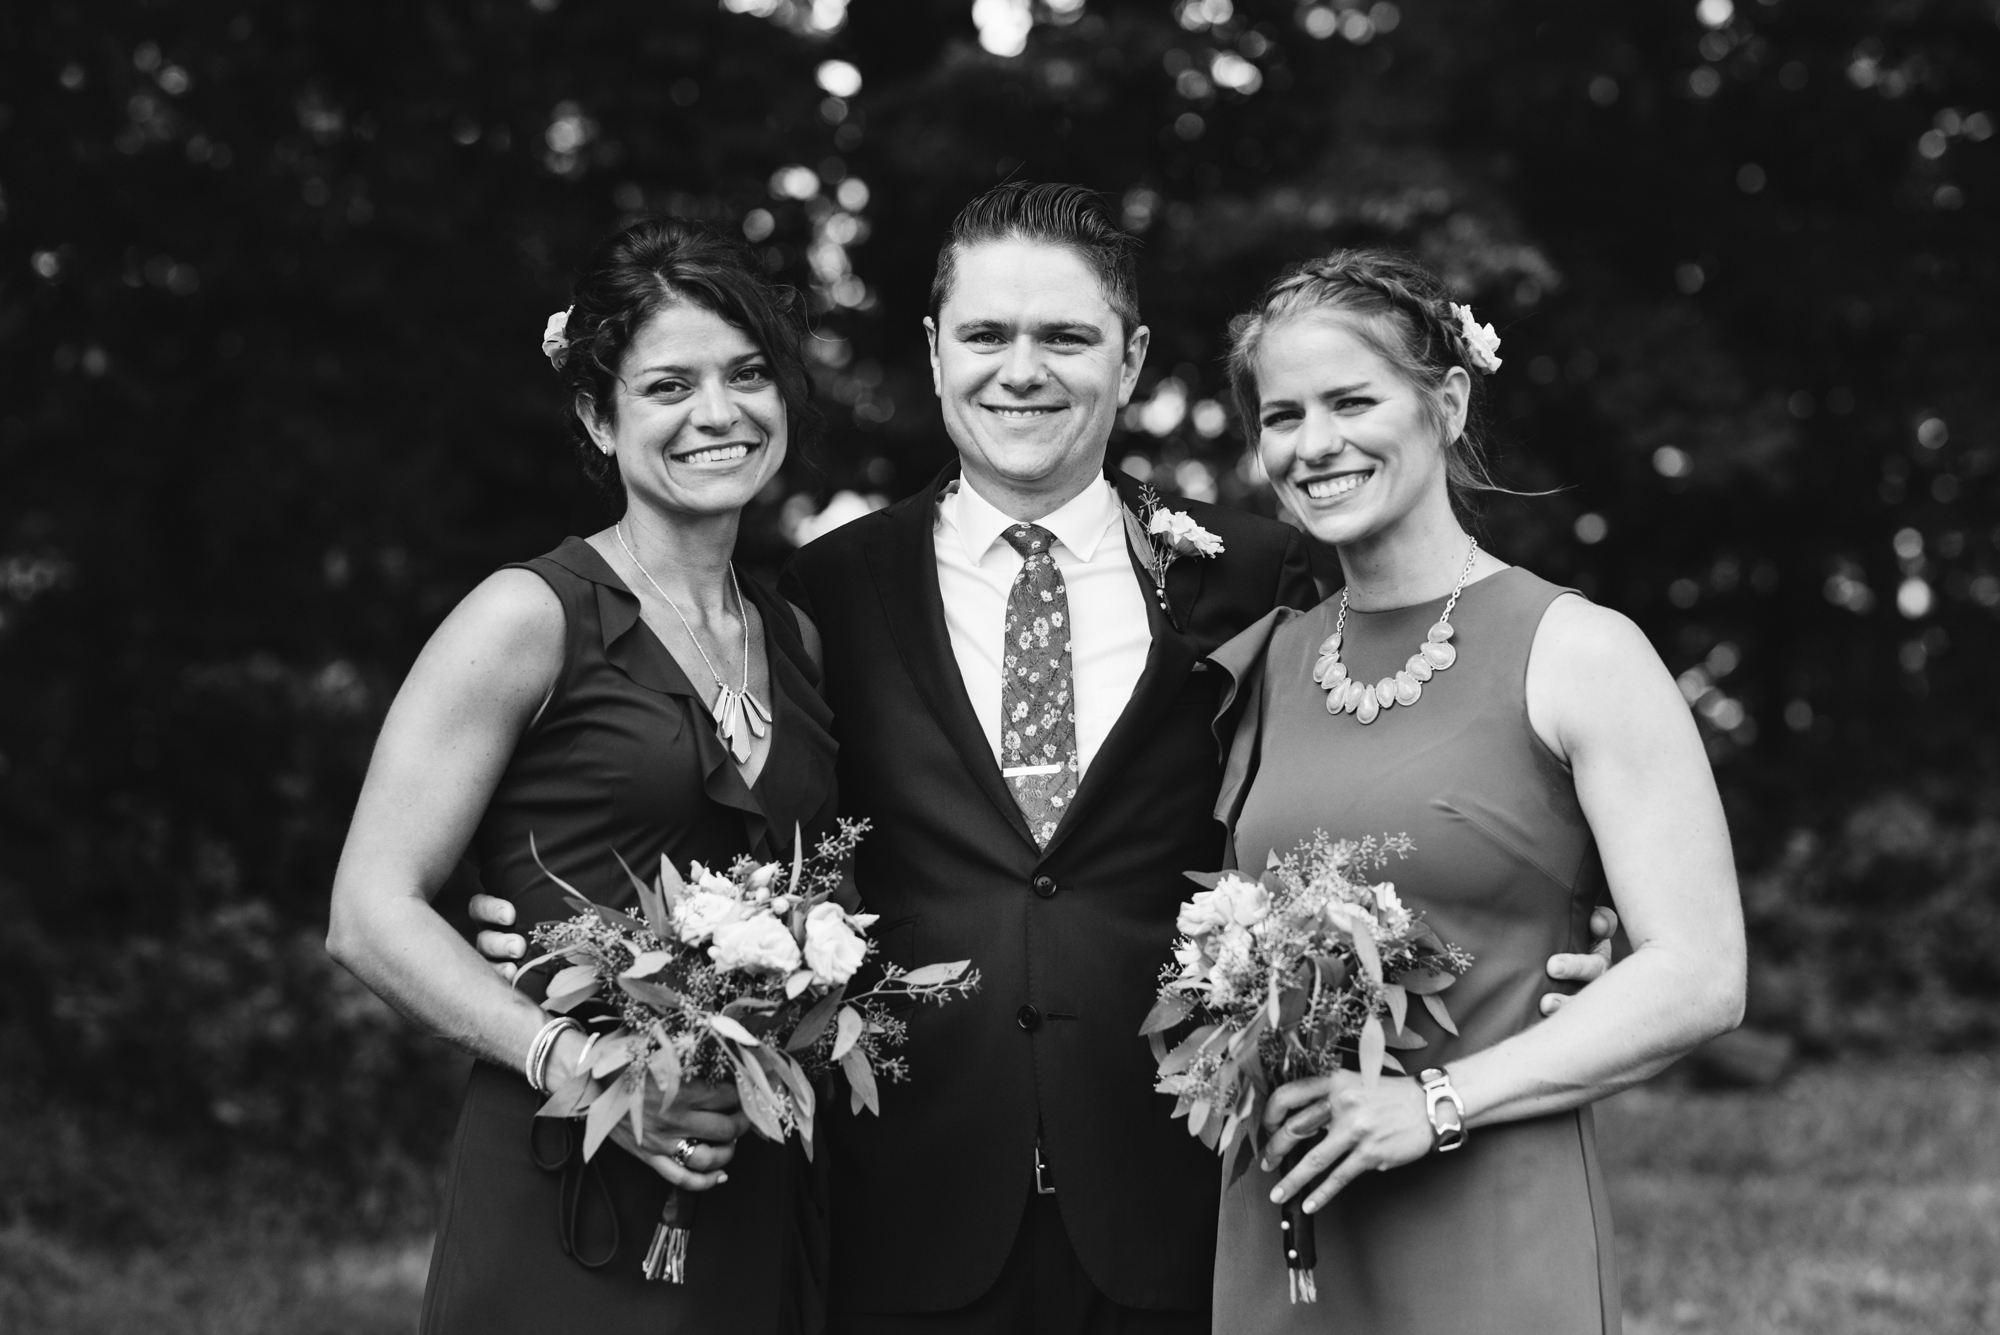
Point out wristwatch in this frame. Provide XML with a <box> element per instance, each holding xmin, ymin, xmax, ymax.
<box><xmin>1418</xmin><ymin>1068</ymin><xmax>1468</xmax><ymax>1153</ymax></box>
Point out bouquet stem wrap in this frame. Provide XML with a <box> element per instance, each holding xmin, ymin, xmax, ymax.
<box><xmin>1276</xmin><ymin>1141</ymin><xmax>1318</xmax><ymax>1304</ymax></box>
<box><xmin>642</xmin><ymin>1189</ymin><xmax>696</xmax><ymax>1284</ymax></box>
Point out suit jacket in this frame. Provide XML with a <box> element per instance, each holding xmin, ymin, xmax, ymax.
<box><xmin>780</xmin><ymin>464</ymin><xmax>1317</xmax><ymax>1315</ymax></box>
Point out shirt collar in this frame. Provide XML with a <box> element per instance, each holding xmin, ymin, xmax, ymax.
<box><xmin>943</xmin><ymin>473</ymin><xmax>1121</xmax><ymax>565</ymax></box>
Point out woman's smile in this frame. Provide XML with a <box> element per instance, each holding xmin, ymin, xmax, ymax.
<box><xmin>669</xmin><ymin>439</ymin><xmax>760</xmax><ymax>466</ymax></box>
<box><xmin>1300</xmin><ymin>468</ymin><xmax>1376</xmax><ymax>501</ymax></box>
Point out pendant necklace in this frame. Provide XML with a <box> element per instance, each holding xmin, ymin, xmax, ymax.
<box><xmin>1313</xmin><ymin>539</ymin><xmax>1479</xmax><ymax>725</ymax></box>
<box><xmin>615</xmin><ymin>523</ymin><xmax>770</xmax><ymax>764</ymax></box>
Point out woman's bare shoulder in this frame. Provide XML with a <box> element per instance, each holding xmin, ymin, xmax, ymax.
<box><xmin>407</xmin><ymin>567</ymin><xmax>566</xmax><ymax>696</ymax></box>
<box><xmin>1534</xmin><ymin>592</ymin><xmax>1660</xmax><ymax>672</ymax></box>
<box><xmin>1527</xmin><ymin>593</ymin><xmax>1686</xmax><ymax>760</ymax></box>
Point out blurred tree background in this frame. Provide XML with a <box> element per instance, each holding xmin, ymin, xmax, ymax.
<box><xmin>1</xmin><ymin>0</ymin><xmax>1996</xmax><ymax>1183</ymax></box>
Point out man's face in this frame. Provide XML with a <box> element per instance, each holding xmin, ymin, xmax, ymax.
<box><xmin>926</xmin><ymin>238</ymin><xmax>1149</xmax><ymax>515</ymax></box>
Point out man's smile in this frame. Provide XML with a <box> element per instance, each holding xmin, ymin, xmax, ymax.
<box><xmin>982</xmin><ymin>403</ymin><xmax>1067</xmax><ymax>420</ymax></box>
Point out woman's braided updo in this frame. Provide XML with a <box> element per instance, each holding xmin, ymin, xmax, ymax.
<box><xmin>1225</xmin><ymin>249</ymin><xmax>1501</xmax><ymax>519</ymax></box>
<box><xmin>547</xmin><ymin>216</ymin><xmax>821</xmax><ymax>495</ymax></box>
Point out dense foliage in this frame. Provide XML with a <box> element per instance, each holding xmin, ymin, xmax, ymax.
<box><xmin>1</xmin><ymin>0</ymin><xmax>1995</xmax><ymax>1167</ymax></box>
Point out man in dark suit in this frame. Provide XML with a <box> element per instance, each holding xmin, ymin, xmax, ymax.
<box><xmin>472</xmin><ymin>183</ymin><xmax>1614</xmax><ymax>1333</ymax></box>
<box><xmin>778</xmin><ymin>184</ymin><xmax>1317</xmax><ymax>1334</ymax></box>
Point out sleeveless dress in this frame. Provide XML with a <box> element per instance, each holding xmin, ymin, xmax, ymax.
<box><xmin>419</xmin><ymin>536</ymin><xmax>839</xmax><ymax>1335</ymax></box>
<box><xmin>1205</xmin><ymin>566</ymin><xmax>1621</xmax><ymax>1335</ymax></box>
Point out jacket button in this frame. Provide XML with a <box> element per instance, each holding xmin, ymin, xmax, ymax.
<box><xmin>1016</xmin><ymin>1004</ymin><xmax>1042</xmax><ymax>1031</ymax></box>
<box><xmin>1032</xmin><ymin>875</ymin><xmax>1058</xmax><ymax>899</ymax></box>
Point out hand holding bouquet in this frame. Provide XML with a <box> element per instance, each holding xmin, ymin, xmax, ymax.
<box><xmin>520</xmin><ymin>818</ymin><xmax>978</xmax><ymax>1280</ymax></box>
<box><xmin>1138</xmin><ymin>831</ymin><xmax>1470</xmax><ymax>1302</ymax></box>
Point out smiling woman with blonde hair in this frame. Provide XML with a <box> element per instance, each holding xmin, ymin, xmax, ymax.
<box><xmin>1203</xmin><ymin>249</ymin><xmax>1746</xmax><ymax>1333</ymax></box>
<box><xmin>326</xmin><ymin>217</ymin><xmax>837</xmax><ymax>1333</ymax></box>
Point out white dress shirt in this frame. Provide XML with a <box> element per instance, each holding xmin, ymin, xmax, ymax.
<box><xmin>935</xmin><ymin>475</ymin><xmax>1155</xmax><ymax>783</ymax></box>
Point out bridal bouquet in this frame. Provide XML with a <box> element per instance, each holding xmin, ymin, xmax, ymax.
<box><xmin>520</xmin><ymin>819</ymin><xmax>978</xmax><ymax>1281</ymax></box>
<box><xmin>1139</xmin><ymin>831</ymin><xmax>1471</xmax><ymax>1303</ymax></box>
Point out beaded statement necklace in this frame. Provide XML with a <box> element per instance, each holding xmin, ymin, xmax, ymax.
<box><xmin>1312</xmin><ymin>540</ymin><xmax>1479</xmax><ymax>724</ymax></box>
<box><xmin>615</xmin><ymin>523</ymin><xmax>771</xmax><ymax>764</ymax></box>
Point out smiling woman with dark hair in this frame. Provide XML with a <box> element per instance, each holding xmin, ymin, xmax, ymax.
<box><xmin>326</xmin><ymin>216</ymin><xmax>837</xmax><ymax>1334</ymax></box>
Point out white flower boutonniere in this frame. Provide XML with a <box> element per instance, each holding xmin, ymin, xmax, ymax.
<box><xmin>1129</xmin><ymin>484</ymin><xmax>1224</xmax><ymax>622</ymax></box>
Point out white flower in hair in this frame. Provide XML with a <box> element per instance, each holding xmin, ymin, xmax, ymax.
<box><xmin>1448</xmin><ymin>302</ymin><xmax>1503</xmax><ymax>374</ymax></box>
<box><xmin>541</xmin><ymin>306</ymin><xmax>574</xmax><ymax>369</ymax></box>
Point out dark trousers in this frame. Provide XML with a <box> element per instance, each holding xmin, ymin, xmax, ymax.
<box><xmin>827</xmin><ymin>1193</ymin><xmax>1208</xmax><ymax>1335</ymax></box>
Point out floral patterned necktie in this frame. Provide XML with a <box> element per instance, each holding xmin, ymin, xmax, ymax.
<box><xmin>999</xmin><ymin>523</ymin><xmax>1079</xmax><ymax>848</ymax></box>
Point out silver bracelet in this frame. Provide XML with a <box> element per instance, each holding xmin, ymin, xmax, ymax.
<box><xmin>524</xmin><ymin>1016</ymin><xmax>580</xmax><ymax>1094</ymax></box>
<box><xmin>573</xmin><ymin>1031</ymin><xmax>603</xmax><ymax>1083</ymax></box>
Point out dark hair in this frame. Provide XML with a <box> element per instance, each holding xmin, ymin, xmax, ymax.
<box><xmin>550</xmin><ymin>216</ymin><xmax>821</xmax><ymax>493</ymax></box>
<box><xmin>929</xmin><ymin>182</ymin><xmax>1142</xmax><ymax>335</ymax></box>
<box><xmin>1226</xmin><ymin>248</ymin><xmax>1502</xmax><ymax>520</ymax></box>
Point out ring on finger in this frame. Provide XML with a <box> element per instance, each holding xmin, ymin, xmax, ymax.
<box><xmin>671</xmin><ymin>1138</ymin><xmax>701</xmax><ymax>1167</ymax></box>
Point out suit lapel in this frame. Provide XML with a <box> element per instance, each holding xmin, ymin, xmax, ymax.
<box><xmin>1039</xmin><ymin>491</ymin><xmax>1200</xmax><ymax>862</ymax></box>
<box><xmin>863</xmin><ymin>467</ymin><xmax>1039</xmax><ymax>852</ymax></box>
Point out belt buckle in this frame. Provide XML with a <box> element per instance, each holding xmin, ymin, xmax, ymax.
<box><xmin>1034</xmin><ymin>1143</ymin><xmax>1056</xmax><ymax>1195</ymax></box>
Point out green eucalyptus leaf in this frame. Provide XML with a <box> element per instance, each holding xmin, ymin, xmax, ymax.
<box><xmin>1384</xmin><ymin>982</ymin><xmax>1408</xmax><ymax>1034</ymax></box>
<box><xmin>1138</xmin><ymin>994</ymin><xmax>1192</xmax><ymax>1036</ymax></box>
<box><xmin>1275</xmin><ymin>985</ymin><xmax>1309</xmax><ymax>1031</ymax></box>
<box><xmin>1158</xmin><ymin>1023</ymin><xmax>1222</xmax><ymax>1076</ymax></box>
<box><xmin>897</xmin><ymin>961</ymin><xmax>969</xmax><ymax>987</ymax></box>
<box><xmin>1359</xmin><ymin>1015</ymin><xmax>1386</xmax><ymax>1090</ymax></box>
<box><xmin>1420</xmin><ymin>991</ymin><xmax>1459</xmax><ymax>1036</ymax></box>
<box><xmin>582</xmin><ymin>1075</ymin><xmax>635</xmax><ymax>1161</ymax></box>
<box><xmin>832</xmin><ymin>1005</ymin><xmax>866</xmax><ymax>1061</ymax></box>
<box><xmin>785</xmin><ymin>986</ymin><xmax>845</xmax><ymax>1053</ymax></box>
<box><xmin>1395</xmin><ymin>967</ymin><xmax>1455</xmax><ymax>995</ymax></box>
<box><xmin>709</xmin><ymin>1013</ymin><xmax>762</xmax><ymax>1047</ymax></box>
<box><xmin>842</xmin><ymin>1045</ymin><xmax>880</xmax><ymax>1116</ymax></box>
<box><xmin>536</xmin><ymin>1066</ymin><xmax>599</xmax><ymax>1119</ymax></box>
<box><xmin>544</xmin><ymin>982</ymin><xmax>601</xmax><ymax>1014</ymax></box>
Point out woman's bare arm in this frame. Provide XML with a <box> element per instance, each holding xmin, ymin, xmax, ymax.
<box><xmin>1447</xmin><ymin>595</ymin><xmax>1746</xmax><ymax>1121</ymax></box>
<box><xmin>326</xmin><ymin>568</ymin><xmax>568</xmax><ymax>1069</ymax></box>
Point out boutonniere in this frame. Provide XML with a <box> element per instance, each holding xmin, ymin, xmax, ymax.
<box><xmin>1125</xmin><ymin>484</ymin><xmax>1225</xmax><ymax>619</ymax></box>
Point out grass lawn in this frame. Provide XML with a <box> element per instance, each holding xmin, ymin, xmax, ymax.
<box><xmin>1601</xmin><ymin>1053</ymin><xmax>2000</xmax><ymax>1335</ymax></box>
<box><xmin>2</xmin><ymin>1054</ymin><xmax>1995</xmax><ymax>1333</ymax></box>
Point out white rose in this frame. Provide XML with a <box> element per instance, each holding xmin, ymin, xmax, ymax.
<box><xmin>802</xmin><ymin>902</ymin><xmax>868</xmax><ymax>986</ymax></box>
<box><xmin>1215</xmin><ymin>874</ymin><xmax>1271</xmax><ymax>928</ymax></box>
<box><xmin>673</xmin><ymin>889</ymin><xmax>747</xmax><ymax>945</ymax></box>
<box><xmin>1177</xmin><ymin>891</ymin><xmax>1230</xmax><ymax>939</ymax></box>
<box><xmin>1174</xmin><ymin>938</ymin><xmax>1210</xmax><ymax>981</ymax></box>
<box><xmin>707</xmin><ymin>912</ymin><xmax>804</xmax><ymax>974</ymax></box>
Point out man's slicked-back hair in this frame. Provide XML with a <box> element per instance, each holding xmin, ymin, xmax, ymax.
<box><xmin>929</xmin><ymin>182</ymin><xmax>1143</xmax><ymax>334</ymax></box>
